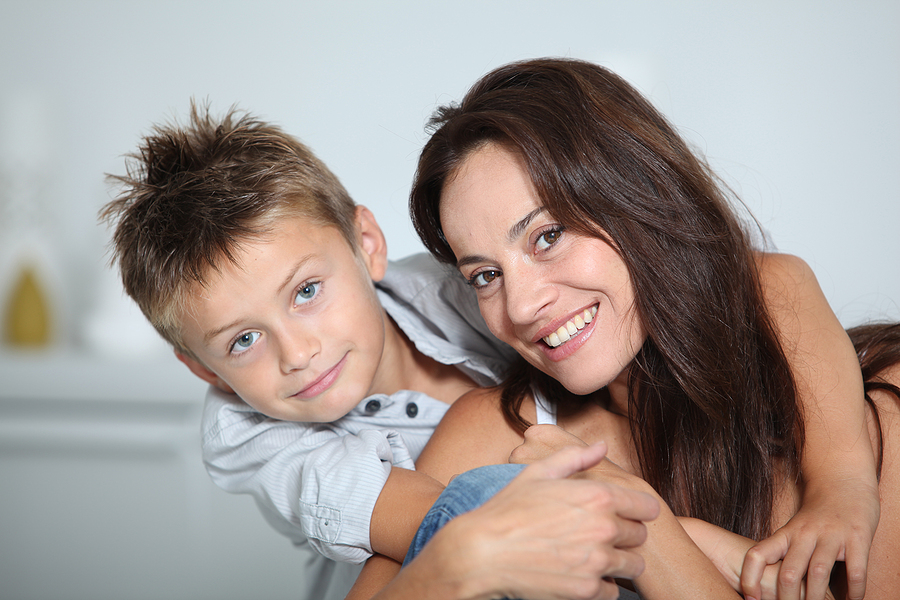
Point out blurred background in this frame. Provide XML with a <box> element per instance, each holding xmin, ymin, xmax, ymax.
<box><xmin>1</xmin><ymin>1</ymin><xmax>897</xmax><ymax>599</ymax></box>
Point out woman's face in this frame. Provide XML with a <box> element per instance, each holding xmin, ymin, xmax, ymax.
<box><xmin>440</xmin><ymin>143</ymin><xmax>647</xmax><ymax>399</ymax></box>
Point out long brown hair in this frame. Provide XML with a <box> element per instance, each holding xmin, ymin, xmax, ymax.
<box><xmin>410</xmin><ymin>58</ymin><xmax>802</xmax><ymax>541</ymax></box>
<box><xmin>848</xmin><ymin>322</ymin><xmax>900</xmax><ymax>477</ymax></box>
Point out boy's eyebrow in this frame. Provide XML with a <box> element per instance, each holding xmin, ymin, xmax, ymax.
<box><xmin>455</xmin><ymin>207</ymin><xmax>544</xmax><ymax>270</ymax></box>
<box><xmin>203</xmin><ymin>255</ymin><xmax>314</xmax><ymax>345</ymax></box>
<box><xmin>276</xmin><ymin>255</ymin><xmax>314</xmax><ymax>297</ymax></box>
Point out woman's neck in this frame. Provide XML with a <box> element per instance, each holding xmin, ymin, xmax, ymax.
<box><xmin>606</xmin><ymin>365</ymin><xmax>633</xmax><ymax>416</ymax></box>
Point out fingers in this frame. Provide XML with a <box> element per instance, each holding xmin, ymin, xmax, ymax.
<box><xmin>743</xmin><ymin>530</ymin><xmax>868</xmax><ymax>600</ymax></box>
<box><xmin>521</xmin><ymin>441</ymin><xmax>609</xmax><ymax>480</ymax></box>
<box><xmin>608</xmin><ymin>506</ymin><xmax>653</xmax><ymax>550</ymax></box>
<box><xmin>775</xmin><ymin>534</ymin><xmax>816</xmax><ymax>600</ymax></box>
<box><xmin>602</xmin><ymin>546</ymin><xmax>648</xmax><ymax>581</ymax></box>
<box><xmin>603</xmin><ymin>479</ymin><xmax>661</xmax><ymax>524</ymax></box>
<box><xmin>742</xmin><ymin>533</ymin><xmax>789</xmax><ymax>600</ymax></box>
<box><xmin>800</xmin><ymin>538</ymin><xmax>841</xmax><ymax>600</ymax></box>
<box><xmin>517</xmin><ymin>443</ymin><xmax>661</xmax><ymax>527</ymax></box>
<box><xmin>843</xmin><ymin>536</ymin><xmax>869</xmax><ymax>600</ymax></box>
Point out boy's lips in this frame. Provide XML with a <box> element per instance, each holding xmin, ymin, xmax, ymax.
<box><xmin>291</xmin><ymin>353</ymin><xmax>348</xmax><ymax>399</ymax></box>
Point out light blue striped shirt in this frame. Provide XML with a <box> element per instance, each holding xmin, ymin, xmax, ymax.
<box><xmin>200</xmin><ymin>253</ymin><xmax>516</xmax><ymax>598</ymax></box>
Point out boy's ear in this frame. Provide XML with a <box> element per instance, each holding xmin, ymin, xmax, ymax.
<box><xmin>354</xmin><ymin>205</ymin><xmax>388</xmax><ymax>282</ymax></box>
<box><xmin>175</xmin><ymin>350</ymin><xmax>235</xmax><ymax>394</ymax></box>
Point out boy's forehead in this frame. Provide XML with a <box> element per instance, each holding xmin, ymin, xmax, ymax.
<box><xmin>206</xmin><ymin>214</ymin><xmax>355</xmax><ymax>275</ymax></box>
<box><xmin>176</xmin><ymin>215</ymin><xmax>360</xmax><ymax>339</ymax></box>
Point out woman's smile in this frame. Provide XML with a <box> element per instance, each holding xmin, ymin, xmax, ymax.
<box><xmin>439</xmin><ymin>142</ymin><xmax>647</xmax><ymax>397</ymax></box>
<box><xmin>539</xmin><ymin>305</ymin><xmax>598</xmax><ymax>348</ymax></box>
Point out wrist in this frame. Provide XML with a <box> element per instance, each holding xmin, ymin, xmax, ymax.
<box><xmin>413</xmin><ymin>517</ymin><xmax>492</xmax><ymax>600</ymax></box>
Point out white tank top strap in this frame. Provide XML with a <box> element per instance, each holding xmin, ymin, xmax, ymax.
<box><xmin>532</xmin><ymin>387</ymin><xmax>557</xmax><ymax>425</ymax></box>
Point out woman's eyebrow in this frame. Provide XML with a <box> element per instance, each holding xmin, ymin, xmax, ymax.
<box><xmin>455</xmin><ymin>207</ymin><xmax>547</xmax><ymax>270</ymax></box>
<box><xmin>507</xmin><ymin>207</ymin><xmax>545</xmax><ymax>242</ymax></box>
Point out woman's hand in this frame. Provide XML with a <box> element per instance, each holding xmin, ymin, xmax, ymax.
<box><xmin>740</xmin><ymin>474</ymin><xmax>878</xmax><ymax>600</ymax></box>
<box><xmin>377</xmin><ymin>442</ymin><xmax>660</xmax><ymax>600</ymax></box>
<box><xmin>509</xmin><ymin>424</ymin><xmax>588</xmax><ymax>464</ymax></box>
<box><xmin>680</xmin><ymin>518</ymin><xmax>835</xmax><ymax>600</ymax></box>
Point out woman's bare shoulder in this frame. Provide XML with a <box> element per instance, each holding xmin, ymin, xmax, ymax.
<box><xmin>416</xmin><ymin>386</ymin><xmax>531</xmax><ymax>484</ymax></box>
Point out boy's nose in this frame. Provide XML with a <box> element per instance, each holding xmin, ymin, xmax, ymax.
<box><xmin>277</xmin><ymin>332</ymin><xmax>319</xmax><ymax>373</ymax></box>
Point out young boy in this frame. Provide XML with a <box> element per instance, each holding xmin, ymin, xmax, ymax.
<box><xmin>101</xmin><ymin>103</ymin><xmax>517</xmax><ymax>599</ymax></box>
<box><xmin>104</xmin><ymin>103</ymin><xmax>879</xmax><ymax>600</ymax></box>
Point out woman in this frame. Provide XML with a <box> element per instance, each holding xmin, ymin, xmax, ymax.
<box><xmin>405</xmin><ymin>58</ymin><xmax>900</xmax><ymax>599</ymax></box>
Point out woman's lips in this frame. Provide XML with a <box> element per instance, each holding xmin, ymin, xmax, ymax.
<box><xmin>541</xmin><ymin>305</ymin><xmax>598</xmax><ymax>347</ymax></box>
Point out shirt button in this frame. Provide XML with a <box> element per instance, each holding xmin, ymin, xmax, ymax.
<box><xmin>406</xmin><ymin>402</ymin><xmax>418</xmax><ymax>418</ymax></box>
<box><xmin>365</xmin><ymin>399</ymin><xmax>381</xmax><ymax>413</ymax></box>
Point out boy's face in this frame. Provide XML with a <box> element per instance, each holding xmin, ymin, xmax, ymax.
<box><xmin>176</xmin><ymin>208</ymin><xmax>390</xmax><ymax>422</ymax></box>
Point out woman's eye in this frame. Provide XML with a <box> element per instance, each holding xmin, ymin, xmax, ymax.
<box><xmin>471</xmin><ymin>270</ymin><xmax>500</xmax><ymax>288</ymax></box>
<box><xmin>535</xmin><ymin>228</ymin><xmax>563</xmax><ymax>251</ymax></box>
<box><xmin>231</xmin><ymin>331</ymin><xmax>260</xmax><ymax>354</ymax></box>
<box><xmin>295</xmin><ymin>281</ymin><xmax>320</xmax><ymax>305</ymax></box>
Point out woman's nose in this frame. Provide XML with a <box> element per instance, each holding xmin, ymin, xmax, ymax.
<box><xmin>503</xmin><ymin>263</ymin><xmax>555</xmax><ymax>325</ymax></box>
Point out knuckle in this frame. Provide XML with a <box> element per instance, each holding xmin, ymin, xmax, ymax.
<box><xmin>587</xmin><ymin>550</ymin><xmax>612</xmax><ymax>575</ymax></box>
<box><xmin>743</xmin><ymin>546</ymin><xmax>766</xmax><ymax>564</ymax></box>
<box><xmin>846</xmin><ymin>564</ymin><xmax>867</xmax><ymax>587</ymax></box>
<box><xmin>778</xmin><ymin>568</ymin><xmax>801</xmax><ymax>588</ymax></box>
<box><xmin>847</xmin><ymin>568</ymin><xmax>866</xmax><ymax>600</ymax></box>
<box><xmin>808</xmin><ymin>560</ymin><xmax>832</xmax><ymax>580</ymax></box>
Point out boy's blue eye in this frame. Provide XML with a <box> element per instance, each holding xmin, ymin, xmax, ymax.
<box><xmin>231</xmin><ymin>331</ymin><xmax>260</xmax><ymax>354</ymax></box>
<box><xmin>295</xmin><ymin>282</ymin><xmax>320</xmax><ymax>305</ymax></box>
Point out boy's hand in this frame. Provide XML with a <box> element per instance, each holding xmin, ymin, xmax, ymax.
<box><xmin>740</xmin><ymin>475</ymin><xmax>879</xmax><ymax>600</ymax></box>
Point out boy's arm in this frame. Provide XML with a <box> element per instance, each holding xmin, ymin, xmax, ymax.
<box><xmin>750</xmin><ymin>253</ymin><xmax>879</xmax><ymax>600</ymax></box>
<box><xmin>201</xmin><ymin>387</ymin><xmax>419</xmax><ymax>564</ymax></box>
<box><xmin>370</xmin><ymin>467</ymin><xmax>445</xmax><ymax>562</ymax></box>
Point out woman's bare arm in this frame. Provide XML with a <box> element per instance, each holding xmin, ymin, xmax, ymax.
<box><xmin>751</xmin><ymin>252</ymin><xmax>879</xmax><ymax>600</ymax></box>
<box><xmin>512</xmin><ymin>424</ymin><xmax>743</xmax><ymax>600</ymax></box>
<box><xmin>353</xmin><ymin>443</ymin><xmax>659</xmax><ymax>600</ymax></box>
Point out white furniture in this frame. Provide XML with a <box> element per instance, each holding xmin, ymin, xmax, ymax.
<box><xmin>0</xmin><ymin>352</ymin><xmax>311</xmax><ymax>600</ymax></box>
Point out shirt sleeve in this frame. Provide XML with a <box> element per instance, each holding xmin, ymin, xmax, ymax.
<box><xmin>200</xmin><ymin>386</ymin><xmax>410</xmax><ymax>563</ymax></box>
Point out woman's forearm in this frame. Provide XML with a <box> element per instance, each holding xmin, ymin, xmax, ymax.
<box><xmin>368</xmin><ymin>444</ymin><xmax>659</xmax><ymax>600</ymax></box>
<box><xmin>756</xmin><ymin>252</ymin><xmax>875</xmax><ymax>484</ymax></box>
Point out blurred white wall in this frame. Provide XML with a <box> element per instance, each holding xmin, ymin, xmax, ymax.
<box><xmin>0</xmin><ymin>1</ymin><xmax>898</xmax><ymax>598</ymax></box>
<box><xmin>0</xmin><ymin>0</ymin><xmax>897</xmax><ymax>348</ymax></box>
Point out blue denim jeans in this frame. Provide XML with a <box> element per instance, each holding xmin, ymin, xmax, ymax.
<box><xmin>403</xmin><ymin>463</ymin><xmax>525</xmax><ymax>567</ymax></box>
<box><xmin>402</xmin><ymin>463</ymin><xmax>642</xmax><ymax>600</ymax></box>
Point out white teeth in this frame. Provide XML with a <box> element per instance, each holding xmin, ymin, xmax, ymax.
<box><xmin>543</xmin><ymin>307</ymin><xmax>598</xmax><ymax>348</ymax></box>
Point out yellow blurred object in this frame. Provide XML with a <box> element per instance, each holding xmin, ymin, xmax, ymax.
<box><xmin>4</xmin><ymin>264</ymin><xmax>52</xmax><ymax>347</ymax></box>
